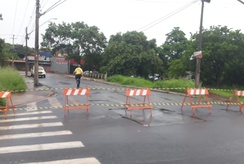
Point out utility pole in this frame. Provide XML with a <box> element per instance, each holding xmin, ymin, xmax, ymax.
<box><xmin>237</xmin><ymin>0</ymin><xmax>244</xmax><ymax>4</ymax></box>
<box><xmin>25</xmin><ymin>18</ymin><xmax>56</xmax><ymax>77</ymax></box>
<box><xmin>11</xmin><ymin>35</ymin><xmax>17</xmax><ymax>68</ymax></box>
<box><xmin>34</xmin><ymin>0</ymin><xmax>40</xmax><ymax>86</ymax></box>
<box><xmin>25</xmin><ymin>27</ymin><xmax>29</xmax><ymax>77</ymax></box>
<box><xmin>195</xmin><ymin>0</ymin><xmax>210</xmax><ymax>88</ymax></box>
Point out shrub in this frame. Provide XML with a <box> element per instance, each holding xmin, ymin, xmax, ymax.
<box><xmin>0</xmin><ymin>67</ymin><xmax>27</xmax><ymax>105</ymax></box>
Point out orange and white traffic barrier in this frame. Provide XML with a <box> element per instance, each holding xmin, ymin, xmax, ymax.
<box><xmin>0</xmin><ymin>91</ymin><xmax>15</xmax><ymax>119</ymax></box>
<box><xmin>226</xmin><ymin>90</ymin><xmax>244</xmax><ymax>113</ymax></box>
<box><xmin>181</xmin><ymin>88</ymin><xmax>212</xmax><ymax>115</ymax></box>
<box><xmin>124</xmin><ymin>88</ymin><xmax>153</xmax><ymax>117</ymax></box>
<box><xmin>63</xmin><ymin>88</ymin><xmax>90</xmax><ymax>116</ymax></box>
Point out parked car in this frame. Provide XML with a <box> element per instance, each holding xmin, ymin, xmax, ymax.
<box><xmin>83</xmin><ymin>71</ymin><xmax>91</xmax><ymax>76</ymax></box>
<box><xmin>148</xmin><ymin>73</ymin><xmax>160</xmax><ymax>81</ymax></box>
<box><xmin>83</xmin><ymin>70</ymin><xmax>99</xmax><ymax>76</ymax></box>
<box><xmin>30</xmin><ymin>66</ymin><xmax>46</xmax><ymax>78</ymax></box>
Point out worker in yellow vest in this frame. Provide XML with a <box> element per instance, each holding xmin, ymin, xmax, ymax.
<box><xmin>73</xmin><ymin>65</ymin><xmax>84</xmax><ymax>88</ymax></box>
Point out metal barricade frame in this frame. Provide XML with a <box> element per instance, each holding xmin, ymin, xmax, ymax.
<box><xmin>63</xmin><ymin>88</ymin><xmax>90</xmax><ymax>116</ymax></box>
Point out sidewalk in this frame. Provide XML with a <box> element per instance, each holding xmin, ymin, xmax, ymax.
<box><xmin>11</xmin><ymin>75</ymin><xmax>53</xmax><ymax>106</ymax></box>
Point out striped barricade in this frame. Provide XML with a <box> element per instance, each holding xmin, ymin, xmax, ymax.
<box><xmin>0</xmin><ymin>91</ymin><xmax>15</xmax><ymax>119</ymax></box>
<box><xmin>63</xmin><ymin>88</ymin><xmax>90</xmax><ymax>116</ymax></box>
<box><xmin>124</xmin><ymin>88</ymin><xmax>153</xmax><ymax>117</ymax></box>
<box><xmin>226</xmin><ymin>90</ymin><xmax>244</xmax><ymax>113</ymax></box>
<box><xmin>181</xmin><ymin>88</ymin><xmax>212</xmax><ymax>115</ymax></box>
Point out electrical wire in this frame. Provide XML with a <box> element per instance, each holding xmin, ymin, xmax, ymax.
<box><xmin>138</xmin><ymin>0</ymin><xmax>199</xmax><ymax>32</ymax></box>
<box><xmin>20</xmin><ymin>2</ymin><xmax>36</xmax><ymax>45</ymax></box>
<box><xmin>20</xmin><ymin>0</ymin><xmax>67</xmax><ymax>46</ymax></box>
<box><xmin>41</xmin><ymin>0</ymin><xmax>68</xmax><ymax>16</ymax></box>
<box><xmin>11</xmin><ymin>0</ymin><xmax>19</xmax><ymax>35</ymax></box>
<box><xmin>17</xmin><ymin>0</ymin><xmax>30</xmax><ymax>37</ymax></box>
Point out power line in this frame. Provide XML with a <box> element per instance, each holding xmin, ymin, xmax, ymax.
<box><xmin>134</xmin><ymin>0</ymin><xmax>196</xmax><ymax>4</ymax></box>
<box><xmin>41</xmin><ymin>0</ymin><xmax>68</xmax><ymax>16</ymax></box>
<box><xmin>11</xmin><ymin>0</ymin><xmax>19</xmax><ymax>35</ymax></box>
<box><xmin>138</xmin><ymin>0</ymin><xmax>199</xmax><ymax>32</ymax></box>
<box><xmin>20</xmin><ymin>1</ymin><xmax>38</xmax><ymax>45</ymax></box>
<box><xmin>17</xmin><ymin>0</ymin><xmax>30</xmax><ymax>37</ymax></box>
<box><xmin>40</xmin><ymin>0</ymin><xmax>49</xmax><ymax>11</ymax></box>
<box><xmin>237</xmin><ymin>0</ymin><xmax>244</xmax><ymax>5</ymax></box>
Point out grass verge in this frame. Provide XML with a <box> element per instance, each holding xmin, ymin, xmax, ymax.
<box><xmin>0</xmin><ymin>67</ymin><xmax>27</xmax><ymax>105</ymax></box>
<box><xmin>107</xmin><ymin>75</ymin><xmax>194</xmax><ymax>93</ymax></box>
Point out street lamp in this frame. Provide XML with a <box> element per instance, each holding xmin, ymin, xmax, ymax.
<box><xmin>25</xmin><ymin>18</ymin><xmax>57</xmax><ymax>77</ymax></box>
<box><xmin>39</xmin><ymin>18</ymin><xmax>57</xmax><ymax>28</ymax></box>
<box><xmin>195</xmin><ymin>0</ymin><xmax>211</xmax><ymax>88</ymax></box>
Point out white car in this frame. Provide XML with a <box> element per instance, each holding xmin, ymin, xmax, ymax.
<box><xmin>30</xmin><ymin>66</ymin><xmax>46</xmax><ymax>78</ymax></box>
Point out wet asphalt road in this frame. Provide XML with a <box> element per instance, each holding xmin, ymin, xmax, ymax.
<box><xmin>1</xmin><ymin>72</ymin><xmax>244</xmax><ymax>164</ymax></box>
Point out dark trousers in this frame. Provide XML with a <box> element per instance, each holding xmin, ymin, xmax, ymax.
<box><xmin>75</xmin><ymin>74</ymin><xmax>82</xmax><ymax>88</ymax></box>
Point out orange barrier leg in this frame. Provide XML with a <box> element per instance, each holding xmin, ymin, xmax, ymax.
<box><xmin>181</xmin><ymin>95</ymin><xmax>187</xmax><ymax>111</ymax></box>
<box><xmin>181</xmin><ymin>88</ymin><xmax>212</xmax><ymax>115</ymax></box>
<box><xmin>239</xmin><ymin>105</ymin><xmax>243</xmax><ymax>113</ymax></box>
<box><xmin>124</xmin><ymin>88</ymin><xmax>153</xmax><ymax>118</ymax></box>
<box><xmin>192</xmin><ymin>108</ymin><xmax>196</xmax><ymax>115</ymax></box>
<box><xmin>205</xmin><ymin>96</ymin><xmax>212</xmax><ymax>114</ymax></box>
<box><xmin>64</xmin><ymin>95</ymin><xmax>69</xmax><ymax>116</ymax></box>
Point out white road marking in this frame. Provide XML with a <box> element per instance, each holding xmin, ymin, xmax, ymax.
<box><xmin>0</xmin><ymin>130</ymin><xmax>72</xmax><ymax>140</ymax></box>
<box><xmin>26</xmin><ymin>102</ymin><xmax>38</xmax><ymax>111</ymax></box>
<box><xmin>0</xmin><ymin>141</ymin><xmax>84</xmax><ymax>154</ymax></box>
<box><xmin>0</xmin><ymin>116</ymin><xmax>57</xmax><ymax>122</ymax></box>
<box><xmin>22</xmin><ymin>157</ymin><xmax>101</xmax><ymax>164</ymax></box>
<box><xmin>7</xmin><ymin>111</ymin><xmax>52</xmax><ymax>117</ymax></box>
<box><xmin>0</xmin><ymin>98</ymin><xmax>101</xmax><ymax>164</ymax></box>
<box><xmin>0</xmin><ymin>122</ymin><xmax>63</xmax><ymax>130</ymax></box>
<box><xmin>48</xmin><ymin>97</ymin><xmax>62</xmax><ymax>107</ymax></box>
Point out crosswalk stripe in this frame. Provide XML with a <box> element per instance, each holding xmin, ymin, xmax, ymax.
<box><xmin>0</xmin><ymin>130</ymin><xmax>72</xmax><ymax>140</ymax></box>
<box><xmin>0</xmin><ymin>122</ymin><xmax>63</xmax><ymax>130</ymax></box>
<box><xmin>7</xmin><ymin>111</ymin><xmax>52</xmax><ymax>117</ymax></box>
<box><xmin>0</xmin><ymin>141</ymin><xmax>84</xmax><ymax>154</ymax></box>
<box><xmin>0</xmin><ymin>116</ymin><xmax>57</xmax><ymax>123</ymax></box>
<box><xmin>0</xmin><ymin>98</ymin><xmax>102</xmax><ymax>164</ymax></box>
<box><xmin>48</xmin><ymin>97</ymin><xmax>62</xmax><ymax>108</ymax></box>
<box><xmin>22</xmin><ymin>157</ymin><xmax>101</xmax><ymax>164</ymax></box>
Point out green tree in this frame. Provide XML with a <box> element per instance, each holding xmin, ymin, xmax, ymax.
<box><xmin>13</xmin><ymin>44</ymin><xmax>34</xmax><ymax>59</ymax></box>
<box><xmin>196</xmin><ymin>26</ymin><xmax>240</xmax><ymax>86</ymax></box>
<box><xmin>159</xmin><ymin>27</ymin><xmax>189</xmax><ymax>78</ymax></box>
<box><xmin>0</xmin><ymin>38</ymin><xmax>6</xmax><ymax>67</ymax></box>
<box><xmin>41</xmin><ymin>22</ymin><xmax>107</xmax><ymax>71</ymax></box>
<box><xmin>101</xmin><ymin>31</ymin><xmax>163</xmax><ymax>78</ymax></box>
<box><xmin>220</xmin><ymin>29</ymin><xmax>244</xmax><ymax>86</ymax></box>
<box><xmin>0</xmin><ymin>41</ymin><xmax>16</xmax><ymax>67</ymax></box>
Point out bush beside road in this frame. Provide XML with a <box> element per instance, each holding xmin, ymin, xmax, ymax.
<box><xmin>0</xmin><ymin>67</ymin><xmax>27</xmax><ymax>106</ymax></box>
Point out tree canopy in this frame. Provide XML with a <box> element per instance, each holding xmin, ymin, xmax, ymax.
<box><xmin>41</xmin><ymin>21</ymin><xmax>107</xmax><ymax>71</ymax></box>
<box><xmin>100</xmin><ymin>31</ymin><xmax>163</xmax><ymax>78</ymax></box>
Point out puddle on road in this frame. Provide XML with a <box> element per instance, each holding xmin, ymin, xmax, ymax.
<box><xmin>111</xmin><ymin>108</ymin><xmax>206</xmax><ymax>127</ymax></box>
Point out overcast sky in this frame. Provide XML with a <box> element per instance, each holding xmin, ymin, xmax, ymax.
<box><xmin>0</xmin><ymin>0</ymin><xmax>243</xmax><ymax>48</ymax></box>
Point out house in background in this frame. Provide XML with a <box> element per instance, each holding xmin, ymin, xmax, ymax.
<box><xmin>11</xmin><ymin>52</ymin><xmax>52</xmax><ymax>72</ymax></box>
<box><xmin>25</xmin><ymin>52</ymin><xmax>52</xmax><ymax>72</ymax></box>
<box><xmin>10</xmin><ymin>51</ymin><xmax>85</xmax><ymax>75</ymax></box>
<box><xmin>51</xmin><ymin>56</ymin><xmax>84</xmax><ymax>74</ymax></box>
